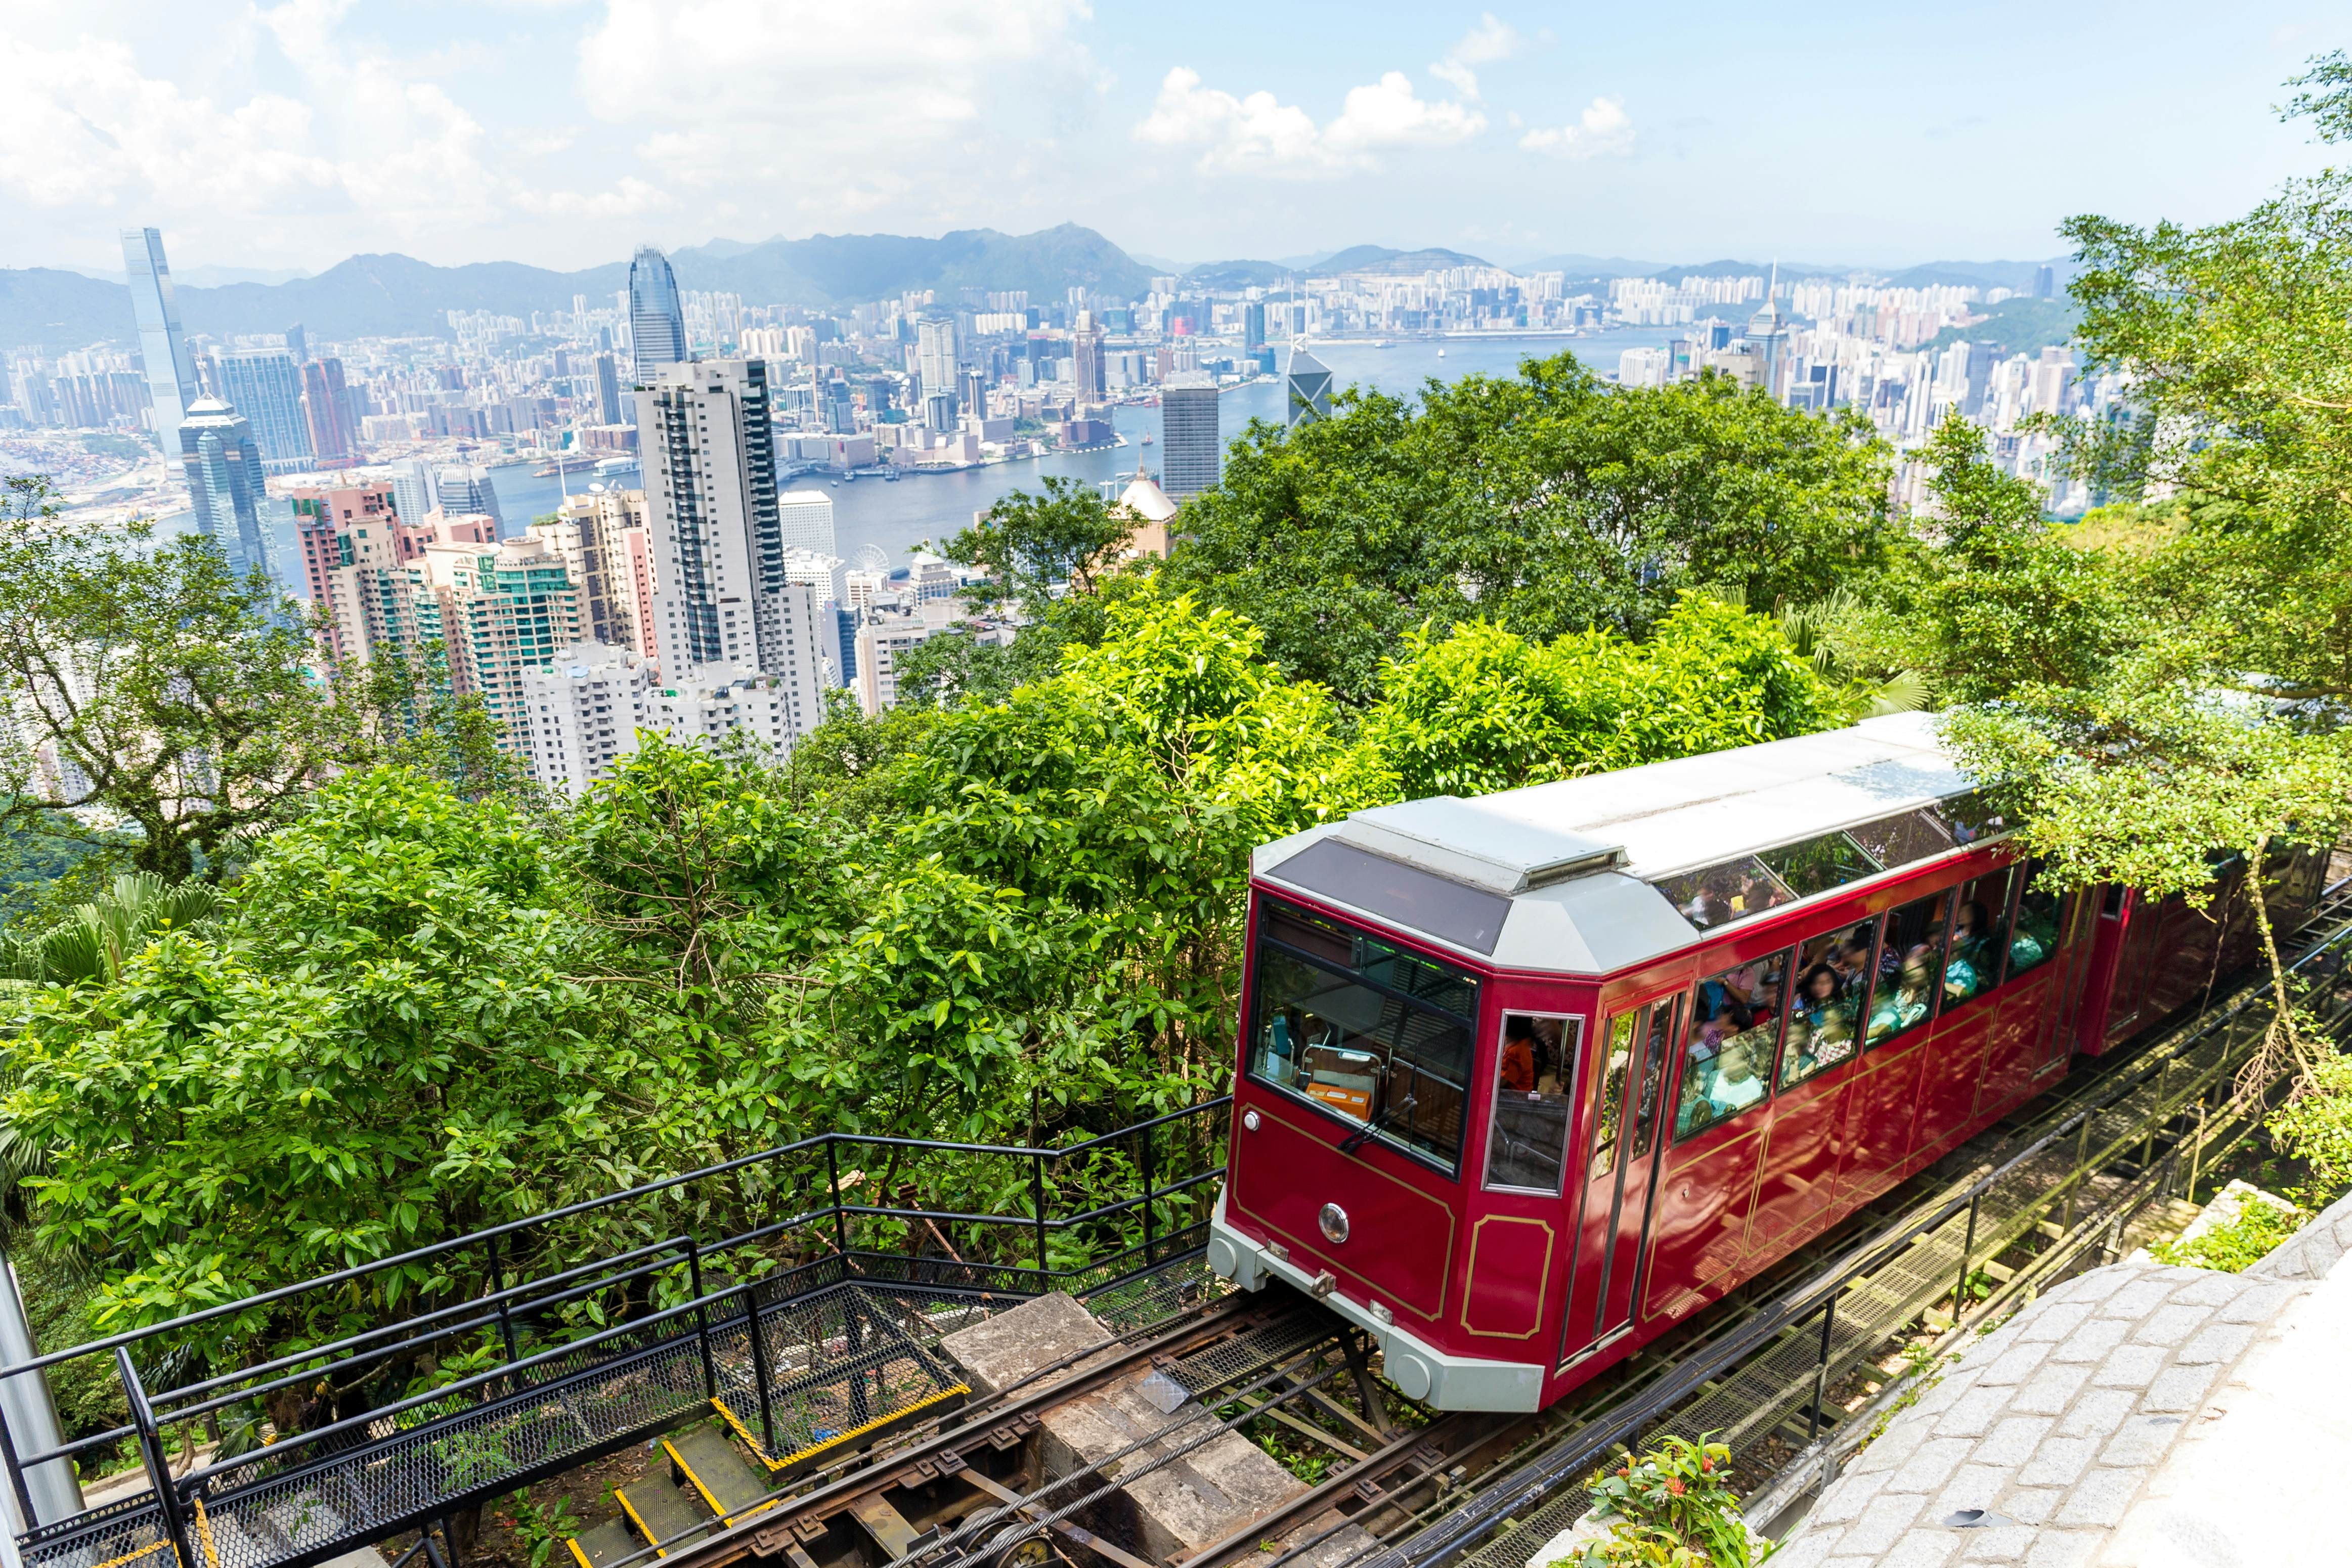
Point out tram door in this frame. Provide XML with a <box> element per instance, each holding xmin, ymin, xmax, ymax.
<box><xmin>1561</xmin><ymin>994</ymin><xmax>1680</xmax><ymax>1363</ymax></box>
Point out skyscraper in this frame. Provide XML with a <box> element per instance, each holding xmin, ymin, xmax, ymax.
<box><xmin>120</xmin><ymin>228</ymin><xmax>200</xmax><ymax>454</ymax></box>
<box><xmin>629</xmin><ymin>246</ymin><xmax>687</xmax><ymax>386</ymax></box>
<box><xmin>2033</xmin><ymin>264</ymin><xmax>2057</xmax><ymax>300</ymax></box>
<box><xmin>216</xmin><ymin>351</ymin><xmax>313</xmax><ymax>472</ymax></box>
<box><xmin>594</xmin><ymin>352</ymin><xmax>624</xmax><ymax>425</ymax></box>
<box><xmin>916</xmin><ymin>318</ymin><xmax>957</xmax><ymax>420</ymax></box>
<box><xmin>178</xmin><ymin>399</ymin><xmax>277</xmax><ymax>584</ymax></box>
<box><xmin>1241</xmin><ymin>303</ymin><xmax>1267</xmax><ymax>353</ymax></box>
<box><xmin>1284</xmin><ymin>344</ymin><xmax>1333</xmax><ymax>427</ymax></box>
<box><xmin>634</xmin><ymin>358</ymin><xmax>794</xmax><ymax>673</ymax></box>
<box><xmin>1159</xmin><ymin>373</ymin><xmax>1222</xmax><ymax>500</ymax></box>
<box><xmin>301</xmin><ymin>358</ymin><xmax>357</xmax><ymax>466</ymax></box>
<box><xmin>389</xmin><ymin>460</ymin><xmax>439</xmax><ymax>532</ymax></box>
<box><xmin>777</xmin><ymin>490</ymin><xmax>836</xmax><ymax>556</ymax></box>
<box><xmin>1072</xmin><ymin>311</ymin><xmax>1106</xmax><ymax>406</ymax></box>
<box><xmin>436</xmin><ymin>464</ymin><xmax>506</xmax><ymax>535</ymax></box>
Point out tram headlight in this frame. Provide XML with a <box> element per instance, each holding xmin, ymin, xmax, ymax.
<box><xmin>1319</xmin><ymin>1202</ymin><xmax>1349</xmax><ymax>1244</ymax></box>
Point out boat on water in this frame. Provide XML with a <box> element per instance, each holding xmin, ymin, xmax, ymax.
<box><xmin>1141</xmin><ymin>433</ymin><xmax>1154</xmax><ymax>445</ymax></box>
<box><xmin>1437</xmin><ymin>347</ymin><xmax>1447</xmax><ymax>358</ymax></box>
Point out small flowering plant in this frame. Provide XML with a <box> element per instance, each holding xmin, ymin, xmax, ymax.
<box><xmin>1562</xmin><ymin>1434</ymin><xmax>1767</xmax><ymax>1568</ymax></box>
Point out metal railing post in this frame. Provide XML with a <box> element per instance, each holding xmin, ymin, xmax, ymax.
<box><xmin>685</xmin><ymin>1240</ymin><xmax>717</xmax><ymax>1401</ymax></box>
<box><xmin>483</xmin><ymin>1233</ymin><xmax>521</xmax><ymax>1372</ymax></box>
<box><xmin>825</xmin><ymin>1139</ymin><xmax>850</xmax><ymax>1264</ymax></box>
<box><xmin>1140</xmin><ymin>1124</ymin><xmax>1157</xmax><ymax>1269</ymax></box>
<box><xmin>114</xmin><ymin>1348</ymin><xmax>196</xmax><ymax>1568</ymax></box>
<box><xmin>1031</xmin><ymin>1154</ymin><xmax>1051</xmax><ymax>1282</ymax></box>
<box><xmin>0</xmin><ymin>1395</ymin><xmax>38</xmax><ymax>1538</ymax></box>
<box><xmin>736</xmin><ymin>1283</ymin><xmax>776</xmax><ymax>1454</ymax></box>
<box><xmin>1950</xmin><ymin>1192</ymin><xmax>1981</xmax><ymax>1322</ymax></box>
<box><xmin>2060</xmin><ymin>1114</ymin><xmax>2092</xmax><ymax>1233</ymax></box>
<box><xmin>1807</xmin><ymin>1289</ymin><xmax>1840</xmax><ymax>1442</ymax></box>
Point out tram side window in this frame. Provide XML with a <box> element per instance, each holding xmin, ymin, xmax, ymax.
<box><xmin>1867</xmin><ymin>891</ymin><xmax>1951</xmax><ymax>1049</ymax></box>
<box><xmin>1942</xmin><ymin>867</ymin><xmax>2015</xmax><ymax>1008</ymax></box>
<box><xmin>1486</xmin><ymin>1014</ymin><xmax>1582</xmax><ymax>1194</ymax></box>
<box><xmin>1249</xmin><ymin>900</ymin><xmax>1480</xmax><ymax>1175</ymax></box>
<box><xmin>1782</xmin><ymin>918</ymin><xmax>1879</xmax><ymax>1091</ymax></box>
<box><xmin>1675</xmin><ymin>949</ymin><xmax>1789</xmax><ymax>1142</ymax></box>
<box><xmin>2007</xmin><ymin>861</ymin><xmax>2062</xmax><ymax>982</ymax></box>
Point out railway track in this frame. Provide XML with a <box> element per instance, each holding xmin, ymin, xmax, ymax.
<box><xmin>614</xmin><ymin>880</ymin><xmax>2352</xmax><ymax>1568</ymax></box>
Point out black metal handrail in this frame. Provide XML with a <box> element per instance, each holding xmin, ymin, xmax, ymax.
<box><xmin>1</xmin><ymin>1096</ymin><xmax>1233</xmax><ymax>1568</ymax></box>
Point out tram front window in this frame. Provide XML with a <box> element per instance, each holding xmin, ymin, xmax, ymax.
<box><xmin>1249</xmin><ymin>897</ymin><xmax>1479</xmax><ymax>1175</ymax></box>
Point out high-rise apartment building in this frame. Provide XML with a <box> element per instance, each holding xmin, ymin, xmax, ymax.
<box><xmin>1284</xmin><ymin>344</ymin><xmax>1332</xmax><ymax>427</ymax></box>
<box><xmin>629</xmin><ymin>246</ymin><xmax>687</xmax><ymax>387</ymax></box>
<box><xmin>594</xmin><ymin>353</ymin><xmax>624</xmax><ymax>425</ymax></box>
<box><xmin>521</xmin><ymin>641</ymin><xmax>654</xmax><ymax>794</ymax></box>
<box><xmin>1159</xmin><ymin>373</ymin><xmax>1222</xmax><ymax>500</ymax></box>
<box><xmin>289</xmin><ymin>482</ymin><xmax>493</xmax><ymax>669</ymax></box>
<box><xmin>422</xmin><ymin>536</ymin><xmax>583</xmax><ymax>749</ymax></box>
<box><xmin>634</xmin><ymin>358</ymin><xmax>793</xmax><ymax>674</ymax></box>
<box><xmin>216</xmin><ymin>351</ymin><xmax>313</xmax><ymax>472</ymax></box>
<box><xmin>177</xmin><ymin>399</ymin><xmax>277</xmax><ymax>584</ymax></box>
<box><xmin>120</xmin><ymin>228</ymin><xmax>200</xmax><ymax>454</ymax></box>
<box><xmin>539</xmin><ymin>489</ymin><xmax>649</xmax><ymax>654</ymax></box>
<box><xmin>300</xmin><ymin>358</ymin><xmax>358</xmax><ymax>467</ymax></box>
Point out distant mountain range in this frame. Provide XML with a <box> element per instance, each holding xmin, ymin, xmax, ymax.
<box><xmin>0</xmin><ymin>224</ymin><xmax>1154</xmax><ymax>353</ymax></box>
<box><xmin>0</xmin><ymin>226</ymin><xmax>2076</xmax><ymax>353</ymax></box>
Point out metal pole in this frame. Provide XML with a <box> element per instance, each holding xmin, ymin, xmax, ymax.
<box><xmin>1031</xmin><ymin>1154</ymin><xmax>1051</xmax><ymax>1282</ymax></box>
<box><xmin>1951</xmin><ymin>1193</ymin><xmax>1981</xmax><ymax>1322</ymax></box>
<box><xmin>825</xmin><ymin>1139</ymin><xmax>850</xmax><ymax>1264</ymax></box>
<box><xmin>685</xmin><ymin>1241</ymin><xmax>717</xmax><ymax>1401</ymax></box>
<box><xmin>1140</xmin><ymin>1125</ymin><xmax>1157</xmax><ymax>1270</ymax></box>
<box><xmin>737</xmin><ymin>1284</ymin><xmax>775</xmax><ymax>1454</ymax></box>
<box><xmin>0</xmin><ymin>1249</ymin><xmax>82</xmax><ymax>1529</ymax></box>
<box><xmin>484</xmin><ymin>1234</ymin><xmax>520</xmax><ymax>1371</ymax></box>
<box><xmin>1807</xmin><ymin>1289</ymin><xmax>1840</xmax><ymax>1442</ymax></box>
<box><xmin>2060</xmin><ymin>1114</ymin><xmax>2092</xmax><ymax>1234</ymax></box>
<box><xmin>113</xmin><ymin>1348</ymin><xmax>195</xmax><ymax>1568</ymax></box>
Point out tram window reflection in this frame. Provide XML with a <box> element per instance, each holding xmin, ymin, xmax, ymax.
<box><xmin>1866</xmin><ymin>890</ymin><xmax>1951</xmax><ymax>1048</ymax></box>
<box><xmin>1942</xmin><ymin>867</ymin><xmax>2015</xmax><ymax>1008</ymax></box>
<box><xmin>1485</xmin><ymin>1014</ymin><xmax>1581</xmax><ymax>1194</ymax></box>
<box><xmin>1675</xmin><ymin>948</ymin><xmax>1789</xmax><ymax>1142</ymax></box>
<box><xmin>1248</xmin><ymin>899</ymin><xmax>1480</xmax><ymax>1174</ymax></box>
<box><xmin>2007</xmin><ymin>861</ymin><xmax>2062</xmax><ymax>982</ymax></box>
<box><xmin>1781</xmin><ymin>917</ymin><xmax>1879</xmax><ymax>1091</ymax></box>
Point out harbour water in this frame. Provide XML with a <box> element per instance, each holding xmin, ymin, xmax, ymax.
<box><xmin>481</xmin><ymin>330</ymin><xmax>1682</xmax><ymax>570</ymax></box>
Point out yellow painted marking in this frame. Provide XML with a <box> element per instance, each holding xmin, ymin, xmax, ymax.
<box><xmin>612</xmin><ymin>1490</ymin><xmax>668</xmax><ymax>1558</ymax></box>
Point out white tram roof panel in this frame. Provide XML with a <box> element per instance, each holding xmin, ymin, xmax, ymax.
<box><xmin>1255</xmin><ymin>714</ymin><xmax>1990</xmax><ymax>977</ymax></box>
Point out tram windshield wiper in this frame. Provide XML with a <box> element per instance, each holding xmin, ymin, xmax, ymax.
<box><xmin>1339</xmin><ymin>1093</ymin><xmax>1416</xmax><ymax>1155</ymax></box>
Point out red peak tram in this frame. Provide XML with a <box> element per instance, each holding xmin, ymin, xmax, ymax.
<box><xmin>1205</xmin><ymin>714</ymin><xmax>2322</xmax><ymax>1411</ymax></box>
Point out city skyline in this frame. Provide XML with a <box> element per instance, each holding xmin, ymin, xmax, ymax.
<box><xmin>3</xmin><ymin>2</ymin><xmax>2339</xmax><ymax>278</ymax></box>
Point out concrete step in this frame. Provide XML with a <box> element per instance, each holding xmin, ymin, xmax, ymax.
<box><xmin>567</xmin><ymin>1519</ymin><xmax>641</xmax><ymax>1568</ymax></box>
<box><xmin>663</xmin><ymin>1425</ymin><xmax>775</xmax><ymax>1526</ymax></box>
<box><xmin>614</xmin><ymin>1473</ymin><xmax>712</xmax><ymax>1557</ymax></box>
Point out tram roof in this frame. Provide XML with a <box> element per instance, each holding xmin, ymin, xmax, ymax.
<box><xmin>1255</xmin><ymin>713</ymin><xmax>1995</xmax><ymax>976</ymax></box>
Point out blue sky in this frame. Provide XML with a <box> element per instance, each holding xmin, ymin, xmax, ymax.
<box><xmin>1</xmin><ymin>1</ymin><xmax>2339</xmax><ymax>277</ymax></box>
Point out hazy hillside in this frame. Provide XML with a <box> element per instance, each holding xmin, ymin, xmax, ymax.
<box><xmin>1923</xmin><ymin>296</ymin><xmax>2080</xmax><ymax>357</ymax></box>
<box><xmin>0</xmin><ymin>224</ymin><xmax>1154</xmax><ymax>351</ymax></box>
<box><xmin>1315</xmin><ymin>245</ymin><xmax>1492</xmax><ymax>274</ymax></box>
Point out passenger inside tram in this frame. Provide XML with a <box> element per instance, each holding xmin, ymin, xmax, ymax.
<box><xmin>1783</xmin><ymin>963</ymin><xmax>1858</xmax><ymax>1084</ymax></box>
<box><xmin>1486</xmin><ymin>1012</ymin><xmax>1578</xmax><ymax>1192</ymax></box>
<box><xmin>1676</xmin><ymin>953</ymin><xmax>1785</xmax><ymax>1138</ymax></box>
<box><xmin>1867</xmin><ymin>953</ymin><xmax>1936</xmax><ymax>1042</ymax></box>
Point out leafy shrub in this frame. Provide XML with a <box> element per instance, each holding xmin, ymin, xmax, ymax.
<box><xmin>2152</xmin><ymin>1197</ymin><xmax>2305</xmax><ymax>1273</ymax></box>
<box><xmin>1555</xmin><ymin>1435</ymin><xmax>1768</xmax><ymax>1568</ymax></box>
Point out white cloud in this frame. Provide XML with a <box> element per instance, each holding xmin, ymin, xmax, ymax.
<box><xmin>0</xmin><ymin>3</ymin><xmax>661</xmax><ymax>267</ymax></box>
<box><xmin>1135</xmin><ymin>67</ymin><xmax>1482</xmax><ymax>178</ymax></box>
<box><xmin>1429</xmin><ymin>12</ymin><xmax>1523</xmax><ymax>99</ymax></box>
<box><xmin>1519</xmin><ymin>97</ymin><xmax>1635</xmax><ymax>160</ymax></box>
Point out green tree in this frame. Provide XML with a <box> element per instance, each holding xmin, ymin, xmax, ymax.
<box><xmin>1355</xmin><ymin>594</ymin><xmax>1844</xmax><ymax>801</ymax></box>
<box><xmin>0</xmin><ymin>478</ymin><xmax>353</xmax><ymax>880</ymax></box>
<box><xmin>1162</xmin><ymin>356</ymin><xmax>1896</xmax><ymax>702</ymax></box>
<box><xmin>2043</xmin><ymin>51</ymin><xmax>2352</xmax><ymax>700</ymax></box>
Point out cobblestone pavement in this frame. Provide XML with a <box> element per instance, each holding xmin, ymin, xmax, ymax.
<box><xmin>1769</xmin><ymin>1190</ymin><xmax>2352</xmax><ymax>1567</ymax></box>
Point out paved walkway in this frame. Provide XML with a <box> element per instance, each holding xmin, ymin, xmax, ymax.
<box><xmin>1773</xmin><ymin>1193</ymin><xmax>2352</xmax><ymax>1567</ymax></box>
